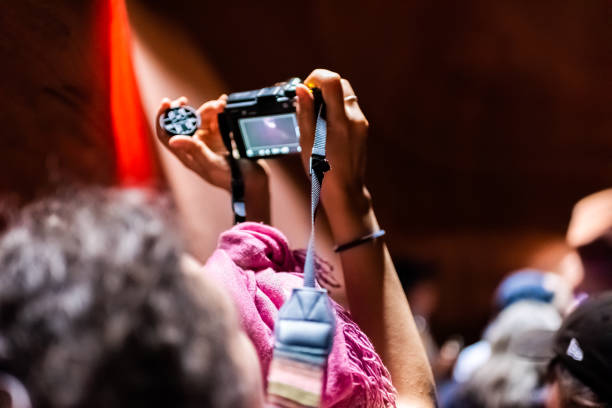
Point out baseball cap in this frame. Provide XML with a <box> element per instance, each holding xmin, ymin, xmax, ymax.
<box><xmin>511</xmin><ymin>292</ymin><xmax>612</xmax><ymax>403</ymax></box>
<box><xmin>494</xmin><ymin>269</ymin><xmax>555</xmax><ymax>310</ymax></box>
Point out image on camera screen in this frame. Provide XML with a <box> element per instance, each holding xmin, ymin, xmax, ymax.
<box><xmin>238</xmin><ymin>113</ymin><xmax>301</xmax><ymax>157</ymax></box>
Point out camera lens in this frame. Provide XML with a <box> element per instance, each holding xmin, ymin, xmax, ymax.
<box><xmin>159</xmin><ymin>106</ymin><xmax>200</xmax><ymax>136</ymax></box>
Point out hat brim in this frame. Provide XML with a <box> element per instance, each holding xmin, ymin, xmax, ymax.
<box><xmin>510</xmin><ymin>329</ymin><xmax>557</xmax><ymax>361</ymax></box>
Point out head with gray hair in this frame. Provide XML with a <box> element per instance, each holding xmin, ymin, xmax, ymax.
<box><xmin>460</xmin><ymin>300</ymin><xmax>562</xmax><ymax>407</ymax></box>
<box><xmin>0</xmin><ymin>188</ymin><xmax>257</xmax><ymax>408</ymax></box>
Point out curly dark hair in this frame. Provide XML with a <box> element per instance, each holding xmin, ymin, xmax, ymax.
<box><xmin>0</xmin><ymin>188</ymin><xmax>249</xmax><ymax>408</ymax></box>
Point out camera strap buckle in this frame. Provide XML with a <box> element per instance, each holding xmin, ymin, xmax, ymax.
<box><xmin>309</xmin><ymin>154</ymin><xmax>330</xmax><ymax>179</ymax></box>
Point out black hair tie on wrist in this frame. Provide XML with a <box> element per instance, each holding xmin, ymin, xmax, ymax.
<box><xmin>333</xmin><ymin>230</ymin><xmax>386</xmax><ymax>253</ymax></box>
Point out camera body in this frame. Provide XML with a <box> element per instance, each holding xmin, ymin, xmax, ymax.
<box><xmin>218</xmin><ymin>78</ymin><xmax>310</xmax><ymax>159</ymax></box>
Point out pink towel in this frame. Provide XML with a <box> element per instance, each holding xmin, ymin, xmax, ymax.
<box><xmin>203</xmin><ymin>222</ymin><xmax>397</xmax><ymax>408</ymax></box>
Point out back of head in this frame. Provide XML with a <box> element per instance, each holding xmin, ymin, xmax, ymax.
<box><xmin>494</xmin><ymin>269</ymin><xmax>572</xmax><ymax>314</ymax></box>
<box><xmin>484</xmin><ymin>301</ymin><xmax>562</xmax><ymax>353</ymax></box>
<box><xmin>0</xmin><ymin>189</ymin><xmax>248</xmax><ymax>408</ymax></box>
<box><xmin>510</xmin><ymin>293</ymin><xmax>612</xmax><ymax>408</ymax></box>
<box><xmin>460</xmin><ymin>301</ymin><xmax>562</xmax><ymax>408</ymax></box>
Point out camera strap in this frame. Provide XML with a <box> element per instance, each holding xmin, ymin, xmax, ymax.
<box><xmin>218</xmin><ymin>112</ymin><xmax>247</xmax><ymax>224</ymax></box>
<box><xmin>222</xmin><ymin>97</ymin><xmax>330</xmax><ymax>280</ymax></box>
<box><xmin>303</xmin><ymin>103</ymin><xmax>330</xmax><ymax>287</ymax></box>
<box><xmin>227</xmin><ymin>153</ymin><xmax>246</xmax><ymax>224</ymax></box>
<box><xmin>267</xmin><ymin>99</ymin><xmax>335</xmax><ymax>408</ymax></box>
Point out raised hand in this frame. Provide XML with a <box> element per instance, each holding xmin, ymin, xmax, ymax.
<box><xmin>295</xmin><ymin>69</ymin><xmax>370</xmax><ymax>208</ymax></box>
<box><xmin>156</xmin><ymin>96</ymin><xmax>270</xmax><ymax>223</ymax></box>
<box><xmin>296</xmin><ymin>69</ymin><xmax>436</xmax><ymax>406</ymax></box>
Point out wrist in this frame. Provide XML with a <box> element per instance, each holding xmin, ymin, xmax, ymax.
<box><xmin>241</xmin><ymin>160</ymin><xmax>270</xmax><ymax>193</ymax></box>
<box><xmin>322</xmin><ymin>185</ymin><xmax>379</xmax><ymax>244</ymax></box>
<box><xmin>242</xmin><ymin>160</ymin><xmax>271</xmax><ymax>224</ymax></box>
<box><xmin>322</xmin><ymin>183</ymin><xmax>372</xmax><ymax>216</ymax></box>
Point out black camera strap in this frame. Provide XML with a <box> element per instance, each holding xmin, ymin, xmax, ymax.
<box><xmin>227</xmin><ymin>154</ymin><xmax>246</xmax><ymax>224</ymax></box>
<box><xmin>217</xmin><ymin>112</ymin><xmax>246</xmax><ymax>224</ymax></box>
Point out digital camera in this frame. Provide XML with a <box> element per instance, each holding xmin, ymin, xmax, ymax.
<box><xmin>218</xmin><ymin>78</ymin><xmax>311</xmax><ymax>160</ymax></box>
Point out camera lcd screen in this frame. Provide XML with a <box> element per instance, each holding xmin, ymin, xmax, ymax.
<box><xmin>238</xmin><ymin>113</ymin><xmax>301</xmax><ymax>157</ymax></box>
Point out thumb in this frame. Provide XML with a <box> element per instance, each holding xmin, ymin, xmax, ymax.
<box><xmin>168</xmin><ymin>136</ymin><xmax>218</xmax><ymax>167</ymax></box>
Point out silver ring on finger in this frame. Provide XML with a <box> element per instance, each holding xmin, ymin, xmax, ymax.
<box><xmin>344</xmin><ymin>95</ymin><xmax>358</xmax><ymax>102</ymax></box>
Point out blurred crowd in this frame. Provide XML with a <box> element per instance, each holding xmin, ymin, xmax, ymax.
<box><xmin>397</xmin><ymin>186</ymin><xmax>612</xmax><ymax>408</ymax></box>
<box><xmin>0</xmin><ymin>69</ymin><xmax>611</xmax><ymax>408</ymax></box>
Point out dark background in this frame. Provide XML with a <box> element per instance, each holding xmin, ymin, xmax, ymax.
<box><xmin>139</xmin><ymin>0</ymin><xmax>612</xmax><ymax>342</ymax></box>
<box><xmin>1</xmin><ymin>0</ymin><xmax>611</xmax><ymax>342</ymax></box>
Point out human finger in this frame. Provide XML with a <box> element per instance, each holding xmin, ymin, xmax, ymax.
<box><xmin>157</xmin><ymin>98</ymin><xmax>172</xmax><ymax>119</ymax></box>
<box><xmin>167</xmin><ymin>140</ymin><xmax>201</xmax><ymax>172</ymax></box>
<box><xmin>156</xmin><ymin>98</ymin><xmax>175</xmax><ymax>145</ymax></box>
<box><xmin>169</xmin><ymin>136</ymin><xmax>219</xmax><ymax>170</ymax></box>
<box><xmin>304</xmin><ymin>69</ymin><xmax>346</xmax><ymax>123</ymax></box>
<box><xmin>196</xmin><ymin>97</ymin><xmax>227</xmax><ymax>152</ymax></box>
<box><xmin>170</xmin><ymin>96</ymin><xmax>188</xmax><ymax>108</ymax></box>
<box><xmin>340</xmin><ymin>79</ymin><xmax>368</xmax><ymax>127</ymax></box>
<box><xmin>296</xmin><ymin>84</ymin><xmax>315</xmax><ymax>158</ymax></box>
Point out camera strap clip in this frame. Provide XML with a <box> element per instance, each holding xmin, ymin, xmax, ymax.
<box><xmin>309</xmin><ymin>154</ymin><xmax>330</xmax><ymax>181</ymax></box>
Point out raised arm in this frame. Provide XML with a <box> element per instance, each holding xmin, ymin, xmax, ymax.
<box><xmin>296</xmin><ymin>70</ymin><xmax>436</xmax><ymax>407</ymax></box>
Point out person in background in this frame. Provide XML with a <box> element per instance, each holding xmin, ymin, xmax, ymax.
<box><xmin>493</xmin><ymin>269</ymin><xmax>573</xmax><ymax>314</ymax></box>
<box><xmin>566</xmin><ymin>189</ymin><xmax>612</xmax><ymax>294</ymax></box>
<box><xmin>441</xmin><ymin>269</ymin><xmax>571</xmax><ymax>407</ymax></box>
<box><xmin>450</xmin><ymin>269</ymin><xmax>572</xmax><ymax>385</ymax></box>
<box><xmin>395</xmin><ymin>259</ymin><xmax>440</xmax><ymax>364</ymax></box>
<box><xmin>395</xmin><ymin>259</ymin><xmax>462</xmax><ymax>383</ymax></box>
<box><xmin>512</xmin><ymin>292</ymin><xmax>612</xmax><ymax>408</ymax></box>
<box><xmin>450</xmin><ymin>300</ymin><xmax>562</xmax><ymax>408</ymax></box>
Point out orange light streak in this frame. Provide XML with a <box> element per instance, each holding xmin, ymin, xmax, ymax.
<box><xmin>109</xmin><ymin>0</ymin><xmax>154</xmax><ymax>185</ymax></box>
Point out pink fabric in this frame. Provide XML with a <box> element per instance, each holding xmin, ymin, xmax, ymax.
<box><xmin>203</xmin><ymin>222</ymin><xmax>397</xmax><ymax>408</ymax></box>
